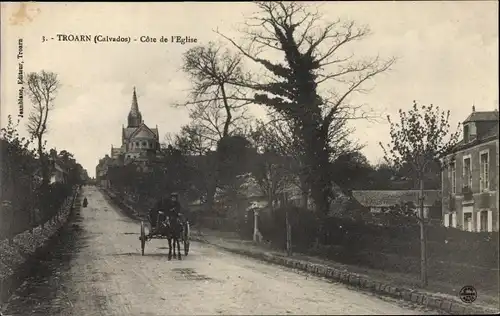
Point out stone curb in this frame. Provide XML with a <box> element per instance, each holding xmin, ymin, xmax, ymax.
<box><xmin>191</xmin><ymin>235</ymin><xmax>497</xmax><ymax>315</ymax></box>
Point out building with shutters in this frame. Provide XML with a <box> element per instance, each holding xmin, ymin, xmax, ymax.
<box><xmin>441</xmin><ymin>106</ymin><xmax>499</xmax><ymax>232</ymax></box>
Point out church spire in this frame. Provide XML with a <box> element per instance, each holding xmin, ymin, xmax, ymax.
<box><xmin>127</xmin><ymin>86</ymin><xmax>142</xmax><ymax>127</ymax></box>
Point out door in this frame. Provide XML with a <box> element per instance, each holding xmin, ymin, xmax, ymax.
<box><xmin>464</xmin><ymin>213</ymin><xmax>473</xmax><ymax>232</ymax></box>
<box><xmin>480</xmin><ymin>211</ymin><xmax>488</xmax><ymax>232</ymax></box>
<box><xmin>463</xmin><ymin>206</ymin><xmax>474</xmax><ymax>232</ymax></box>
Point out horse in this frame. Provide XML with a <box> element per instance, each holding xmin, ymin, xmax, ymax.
<box><xmin>161</xmin><ymin>214</ymin><xmax>183</xmax><ymax>261</ymax></box>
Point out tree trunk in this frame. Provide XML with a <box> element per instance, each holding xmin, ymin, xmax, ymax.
<box><xmin>285</xmin><ymin>208</ymin><xmax>292</xmax><ymax>256</ymax></box>
<box><xmin>220</xmin><ymin>84</ymin><xmax>232</xmax><ymax>138</ymax></box>
<box><xmin>419</xmin><ymin>178</ymin><xmax>428</xmax><ymax>287</ymax></box>
<box><xmin>299</xmin><ymin>175</ymin><xmax>309</xmax><ymax>208</ymax></box>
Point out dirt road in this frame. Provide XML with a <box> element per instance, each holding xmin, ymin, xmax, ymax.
<box><xmin>3</xmin><ymin>186</ymin><xmax>440</xmax><ymax>315</ymax></box>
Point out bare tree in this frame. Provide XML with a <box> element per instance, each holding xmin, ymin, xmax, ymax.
<box><xmin>25</xmin><ymin>70</ymin><xmax>60</xmax><ymax>187</ymax></box>
<box><xmin>380</xmin><ymin>101</ymin><xmax>460</xmax><ymax>287</ymax></box>
<box><xmin>250</xmin><ymin>121</ymin><xmax>293</xmax><ymax>207</ymax></box>
<box><xmin>218</xmin><ymin>2</ymin><xmax>396</xmax><ymax>215</ymax></box>
<box><xmin>187</xmin><ymin>98</ymin><xmax>251</xmax><ymax>147</ymax></box>
<box><xmin>169</xmin><ymin>124</ymin><xmax>213</xmax><ymax>156</ymax></box>
<box><xmin>179</xmin><ymin>41</ymin><xmax>251</xmax><ymax>138</ymax></box>
<box><xmin>253</xmin><ymin>109</ymin><xmax>361</xmax><ymax>209</ymax></box>
<box><xmin>251</xmin><ymin>114</ymin><xmax>309</xmax><ymax>206</ymax></box>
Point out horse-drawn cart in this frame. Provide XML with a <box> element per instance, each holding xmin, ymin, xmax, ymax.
<box><xmin>139</xmin><ymin>210</ymin><xmax>190</xmax><ymax>258</ymax></box>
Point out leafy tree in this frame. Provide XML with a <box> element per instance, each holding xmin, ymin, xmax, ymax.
<box><xmin>25</xmin><ymin>70</ymin><xmax>60</xmax><ymax>189</ymax></box>
<box><xmin>1</xmin><ymin>114</ymin><xmax>82</xmax><ymax>239</ymax></box>
<box><xmin>219</xmin><ymin>2</ymin><xmax>395</xmax><ymax>215</ymax></box>
<box><xmin>108</xmin><ymin>164</ymin><xmax>140</xmax><ymax>194</ymax></box>
<box><xmin>157</xmin><ymin>144</ymin><xmax>192</xmax><ymax>196</ymax></box>
<box><xmin>380</xmin><ymin>101</ymin><xmax>460</xmax><ymax>193</ymax></box>
<box><xmin>380</xmin><ymin>100</ymin><xmax>460</xmax><ymax>287</ymax></box>
<box><xmin>167</xmin><ymin>125</ymin><xmax>219</xmax><ymax>207</ymax></box>
<box><xmin>217</xmin><ymin>135</ymin><xmax>256</xmax><ymax>187</ymax></box>
<box><xmin>330</xmin><ymin>151</ymin><xmax>375</xmax><ymax>191</ymax></box>
<box><xmin>1</xmin><ymin>115</ymin><xmax>38</xmax><ymax>239</ymax></box>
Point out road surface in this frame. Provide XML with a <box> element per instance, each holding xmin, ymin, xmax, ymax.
<box><xmin>3</xmin><ymin>186</ymin><xmax>440</xmax><ymax>315</ymax></box>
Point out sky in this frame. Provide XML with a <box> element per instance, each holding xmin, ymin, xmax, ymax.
<box><xmin>1</xmin><ymin>2</ymin><xmax>498</xmax><ymax>178</ymax></box>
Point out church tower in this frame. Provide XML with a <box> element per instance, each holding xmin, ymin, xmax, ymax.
<box><xmin>127</xmin><ymin>87</ymin><xmax>142</xmax><ymax>128</ymax></box>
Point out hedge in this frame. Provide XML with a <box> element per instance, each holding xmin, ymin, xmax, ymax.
<box><xmin>254</xmin><ymin>206</ymin><xmax>499</xmax><ymax>270</ymax></box>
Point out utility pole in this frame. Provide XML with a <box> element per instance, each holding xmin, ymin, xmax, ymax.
<box><xmin>284</xmin><ymin>192</ymin><xmax>292</xmax><ymax>256</ymax></box>
<box><xmin>253</xmin><ymin>209</ymin><xmax>260</xmax><ymax>243</ymax></box>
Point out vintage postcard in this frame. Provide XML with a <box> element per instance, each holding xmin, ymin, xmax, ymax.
<box><xmin>1</xmin><ymin>2</ymin><xmax>498</xmax><ymax>315</ymax></box>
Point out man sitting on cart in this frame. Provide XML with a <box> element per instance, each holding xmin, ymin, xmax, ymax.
<box><xmin>148</xmin><ymin>192</ymin><xmax>184</xmax><ymax>235</ymax></box>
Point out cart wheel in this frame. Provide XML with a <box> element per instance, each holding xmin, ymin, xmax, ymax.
<box><xmin>140</xmin><ymin>221</ymin><xmax>146</xmax><ymax>256</ymax></box>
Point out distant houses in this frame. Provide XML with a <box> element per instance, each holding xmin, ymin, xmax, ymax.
<box><xmin>351</xmin><ymin>190</ymin><xmax>441</xmax><ymax>219</ymax></box>
<box><xmin>442</xmin><ymin>107</ymin><xmax>499</xmax><ymax>232</ymax></box>
<box><xmin>50</xmin><ymin>161</ymin><xmax>69</xmax><ymax>184</ymax></box>
<box><xmin>33</xmin><ymin>159</ymin><xmax>70</xmax><ymax>185</ymax></box>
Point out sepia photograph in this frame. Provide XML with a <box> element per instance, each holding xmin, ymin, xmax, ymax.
<box><xmin>0</xmin><ymin>1</ymin><xmax>498</xmax><ymax>315</ymax></box>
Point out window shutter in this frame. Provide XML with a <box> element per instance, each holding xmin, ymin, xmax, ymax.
<box><xmin>476</xmin><ymin>212</ymin><xmax>481</xmax><ymax>232</ymax></box>
<box><xmin>444</xmin><ymin>214</ymin><xmax>449</xmax><ymax>227</ymax></box>
<box><xmin>487</xmin><ymin>210</ymin><xmax>493</xmax><ymax>232</ymax></box>
<box><xmin>485</xmin><ymin>158</ymin><xmax>489</xmax><ymax>190</ymax></box>
<box><xmin>452</xmin><ymin>213</ymin><xmax>457</xmax><ymax>228</ymax></box>
<box><xmin>479</xmin><ymin>159</ymin><xmax>483</xmax><ymax>190</ymax></box>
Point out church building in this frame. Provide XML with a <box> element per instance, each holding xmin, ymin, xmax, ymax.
<box><xmin>111</xmin><ymin>87</ymin><xmax>161</xmax><ymax>164</ymax></box>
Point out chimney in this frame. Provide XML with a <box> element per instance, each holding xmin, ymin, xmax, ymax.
<box><xmin>472</xmin><ymin>105</ymin><xmax>475</xmax><ymax>112</ymax></box>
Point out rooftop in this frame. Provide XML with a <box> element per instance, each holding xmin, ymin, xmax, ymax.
<box><xmin>352</xmin><ymin>190</ymin><xmax>441</xmax><ymax>208</ymax></box>
<box><xmin>463</xmin><ymin>110</ymin><xmax>499</xmax><ymax>123</ymax></box>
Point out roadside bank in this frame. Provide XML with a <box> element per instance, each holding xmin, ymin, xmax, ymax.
<box><xmin>0</xmin><ymin>189</ymin><xmax>80</xmax><ymax>308</ymax></box>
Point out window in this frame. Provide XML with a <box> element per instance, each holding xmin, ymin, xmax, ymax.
<box><xmin>450</xmin><ymin>162</ymin><xmax>456</xmax><ymax>194</ymax></box>
<box><xmin>463</xmin><ymin>157</ymin><xmax>472</xmax><ymax>189</ymax></box>
<box><xmin>142</xmin><ymin>141</ymin><xmax>146</xmax><ymax>147</ymax></box>
<box><xmin>463</xmin><ymin>124</ymin><xmax>470</xmax><ymax>143</ymax></box>
<box><xmin>480</xmin><ymin>151</ymin><xmax>489</xmax><ymax>192</ymax></box>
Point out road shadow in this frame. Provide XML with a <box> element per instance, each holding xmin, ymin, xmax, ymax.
<box><xmin>111</xmin><ymin>252</ymin><xmax>194</xmax><ymax>260</ymax></box>
<box><xmin>4</xmin><ymin>207</ymin><xmax>91</xmax><ymax>316</ymax></box>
